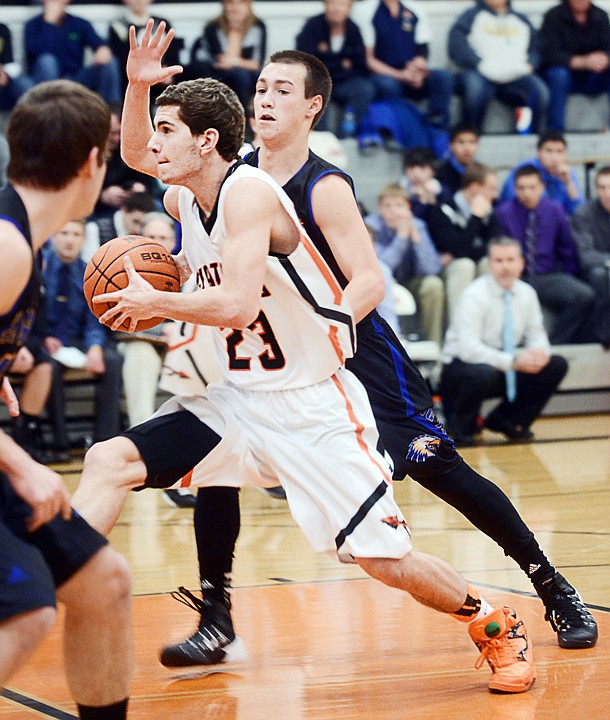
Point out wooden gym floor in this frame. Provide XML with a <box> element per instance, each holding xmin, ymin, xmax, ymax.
<box><xmin>2</xmin><ymin>413</ymin><xmax>609</xmax><ymax>719</ymax></box>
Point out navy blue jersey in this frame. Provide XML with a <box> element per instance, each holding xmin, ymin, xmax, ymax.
<box><xmin>0</xmin><ymin>184</ymin><xmax>41</xmax><ymax>382</ymax></box>
<box><xmin>245</xmin><ymin>149</ymin><xmax>433</xmax><ymax>426</ymax></box>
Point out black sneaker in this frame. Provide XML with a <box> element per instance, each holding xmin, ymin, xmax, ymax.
<box><xmin>163</xmin><ymin>489</ymin><xmax>196</xmax><ymax>509</ymax></box>
<box><xmin>13</xmin><ymin>417</ymin><xmax>54</xmax><ymax>465</ymax></box>
<box><xmin>535</xmin><ymin>573</ymin><xmax>598</xmax><ymax>649</ymax></box>
<box><xmin>160</xmin><ymin>586</ymin><xmax>248</xmax><ymax>667</ymax></box>
<box><xmin>484</xmin><ymin>415</ymin><xmax>534</xmax><ymax>441</ymax></box>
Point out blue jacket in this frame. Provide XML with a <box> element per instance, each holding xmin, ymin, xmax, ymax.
<box><xmin>499</xmin><ymin>157</ymin><xmax>584</xmax><ymax>216</ymax></box>
<box><xmin>43</xmin><ymin>251</ymin><xmax>107</xmax><ymax>350</ymax></box>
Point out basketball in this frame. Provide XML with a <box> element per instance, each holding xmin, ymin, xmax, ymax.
<box><xmin>84</xmin><ymin>235</ymin><xmax>181</xmax><ymax>332</ymax></box>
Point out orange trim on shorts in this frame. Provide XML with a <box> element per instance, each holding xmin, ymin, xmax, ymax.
<box><xmin>180</xmin><ymin>470</ymin><xmax>193</xmax><ymax>488</ymax></box>
<box><xmin>331</xmin><ymin>373</ymin><xmax>392</xmax><ymax>484</ymax></box>
<box><xmin>299</xmin><ymin>230</ymin><xmax>343</xmax><ymax>304</ymax></box>
<box><xmin>168</xmin><ymin>325</ymin><xmax>198</xmax><ymax>352</ymax></box>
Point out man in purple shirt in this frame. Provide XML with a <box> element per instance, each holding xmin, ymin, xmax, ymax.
<box><xmin>494</xmin><ymin>164</ymin><xmax>595</xmax><ymax>343</ymax></box>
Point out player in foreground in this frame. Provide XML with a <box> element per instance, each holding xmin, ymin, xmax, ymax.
<box><xmin>0</xmin><ymin>81</ymin><xmax>132</xmax><ymax>720</ymax></box>
<box><xmin>137</xmin><ymin>44</ymin><xmax>596</xmax><ymax>666</ymax></box>
<box><xmin>72</xmin><ymin>22</ymin><xmax>536</xmax><ymax>694</ymax></box>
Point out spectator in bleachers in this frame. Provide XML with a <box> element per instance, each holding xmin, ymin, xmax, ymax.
<box><xmin>91</xmin><ymin>103</ymin><xmax>160</xmax><ymax>220</ymax></box>
<box><xmin>0</xmin><ymin>22</ymin><xmax>34</xmax><ymax>112</ymax></box>
<box><xmin>399</xmin><ymin>146</ymin><xmax>451</xmax><ymax>221</ymax></box>
<box><xmin>494</xmin><ymin>164</ymin><xmax>595</xmax><ymax>344</ymax></box>
<box><xmin>427</xmin><ymin>162</ymin><xmax>502</xmax><ymax>320</ymax></box>
<box><xmin>499</xmin><ymin>130</ymin><xmax>584</xmax><ymax>216</ymax></box>
<box><xmin>540</xmin><ymin>0</ymin><xmax>610</xmax><ymax>131</ymax></box>
<box><xmin>436</xmin><ymin>124</ymin><xmax>479</xmax><ymax>195</ymax></box>
<box><xmin>84</xmin><ymin>189</ymin><xmax>157</xmax><ymax>262</ymax></box>
<box><xmin>355</xmin><ymin>0</ymin><xmax>453</xmax><ymax>131</ymax></box>
<box><xmin>570</xmin><ymin>165</ymin><xmax>610</xmax><ymax>344</ymax></box>
<box><xmin>365</xmin><ymin>182</ymin><xmax>444</xmax><ymax>343</ymax></box>
<box><xmin>24</xmin><ymin>0</ymin><xmax>122</xmax><ymax>105</ymax></box>
<box><xmin>440</xmin><ymin>236</ymin><xmax>568</xmax><ymax>446</ymax></box>
<box><xmin>296</xmin><ymin>0</ymin><xmax>375</xmax><ymax>139</ymax></box>
<box><xmin>183</xmin><ymin>0</ymin><xmax>266</xmax><ymax>109</ymax></box>
<box><xmin>448</xmin><ymin>0</ymin><xmax>549</xmax><ymax>134</ymax></box>
<box><xmin>9</xmin><ymin>316</ymin><xmax>54</xmax><ymax>464</ymax></box>
<box><xmin>42</xmin><ymin>219</ymin><xmax>123</xmax><ymax>455</ymax></box>
<box><xmin>109</xmin><ymin>0</ymin><xmax>181</xmax><ymax>95</ymax></box>
<box><xmin>364</xmin><ymin>222</ymin><xmax>401</xmax><ymax>335</ymax></box>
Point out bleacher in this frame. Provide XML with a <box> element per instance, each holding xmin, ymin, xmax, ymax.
<box><xmin>1</xmin><ymin>0</ymin><xmax>609</xmax><ymax>421</ymax></box>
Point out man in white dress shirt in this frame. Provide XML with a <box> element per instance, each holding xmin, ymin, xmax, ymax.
<box><xmin>440</xmin><ymin>236</ymin><xmax>568</xmax><ymax>445</ymax></box>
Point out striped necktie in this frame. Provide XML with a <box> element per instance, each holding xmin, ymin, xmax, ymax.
<box><xmin>503</xmin><ymin>291</ymin><xmax>517</xmax><ymax>402</ymax></box>
<box><xmin>524</xmin><ymin>211</ymin><xmax>537</xmax><ymax>282</ymax></box>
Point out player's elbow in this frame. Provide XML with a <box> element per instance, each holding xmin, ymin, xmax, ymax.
<box><xmin>120</xmin><ymin>144</ymin><xmax>147</xmax><ymax>172</ymax></box>
<box><xmin>369</xmin><ymin>271</ymin><xmax>386</xmax><ymax>308</ymax></box>
<box><xmin>223</xmin><ymin>301</ymin><xmax>259</xmax><ymax>329</ymax></box>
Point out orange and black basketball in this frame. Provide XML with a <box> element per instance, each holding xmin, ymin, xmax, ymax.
<box><xmin>83</xmin><ymin>235</ymin><xmax>181</xmax><ymax>332</ymax></box>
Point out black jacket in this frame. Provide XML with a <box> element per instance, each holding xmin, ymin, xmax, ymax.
<box><xmin>427</xmin><ymin>195</ymin><xmax>502</xmax><ymax>260</ymax></box>
<box><xmin>539</xmin><ymin>2</ymin><xmax>610</xmax><ymax>69</ymax></box>
<box><xmin>296</xmin><ymin>14</ymin><xmax>368</xmax><ymax>84</ymax></box>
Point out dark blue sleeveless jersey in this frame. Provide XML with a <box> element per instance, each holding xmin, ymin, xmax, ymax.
<box><xmin>0</xmin><ymin>184</ymin><xmax>41</xmax><ymax>382</ymax></box>
<box><xmin>245</xmin><ymin>149</ymin><xmax>432</xmax><ymax>422</ymax></box>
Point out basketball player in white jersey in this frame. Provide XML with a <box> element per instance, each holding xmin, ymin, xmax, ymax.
<box><xmin>70</xmin><ymin>21</ymin><xmax>537</xmax><ymax>694</ymax></box>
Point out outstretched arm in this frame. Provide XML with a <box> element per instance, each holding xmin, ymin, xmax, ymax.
<box><xmin>121</xmin><ymin>20</ymin><xmax>183</xmax><ymax>177</ymax></box>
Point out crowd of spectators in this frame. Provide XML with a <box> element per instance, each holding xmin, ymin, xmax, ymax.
<box><xmin>1</xmin><ymin>0</ymin><xmax>609</xmax><ymax>457</ymax></box>
<box><xmin>4</xmin><ymin>0</ymin><xmax>610</xmax><ymax>140</ymax></box>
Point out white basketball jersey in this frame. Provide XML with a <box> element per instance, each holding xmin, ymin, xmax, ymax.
<box><xmin>178</xmin><ymin>163</ymin><xmax>355</xmax><ymax>390</ymax></box>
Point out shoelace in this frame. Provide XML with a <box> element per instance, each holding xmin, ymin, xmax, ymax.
<box><xmin>474</xmin><ymin>623</ymin><xmax>526</xmax><ymax>671</ymax></box>
<box><xmin>548</xmin><ymin>586</ymin><xmax>592</xmax><ymax>627</ymax></box>
<box><xmin>171</xmin><ymin>586</ymin><xmax>206</xmax><ymax>614</ymax></box>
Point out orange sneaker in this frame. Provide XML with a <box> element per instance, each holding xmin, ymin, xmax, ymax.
<box><xmin>468</xmin><ymin>606</ymin><xmax>536</xmax><ymax>693</ymax></box>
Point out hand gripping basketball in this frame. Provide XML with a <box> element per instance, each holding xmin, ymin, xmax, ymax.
<box><xmin>83</xmin><ymin>235</ymin><xmax>181</xmax><ymax>332</ymax></box>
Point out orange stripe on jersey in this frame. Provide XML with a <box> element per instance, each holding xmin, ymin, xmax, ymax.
<box><xmin>180</xmin><ymin>469</ymin><xmax>193</xmax><ymax>488</ymax></box>
<box><xmin>328</xmin><ymin>326</ymin><xmax>345</xmax><ymax>365</ymax></box>
<box><xmin>299</xmin><ymin>230</ymin><xmax>343</xmax><ymax>304</ymax></box>
<box><xmin>331</xmin><ymin>373</ymin><xmax>391</xmax><ymax>484</ymax></box>
<box><xmin>168</xmin><ymin>325</ymin><xmax>198</xmax><ymax>352</ymax></box>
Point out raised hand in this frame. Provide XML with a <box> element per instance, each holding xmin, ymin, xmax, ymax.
<box><xmin>126</xmin><ymin>19</ymin><xmax>183</xmax><ymax>88</ymax></box>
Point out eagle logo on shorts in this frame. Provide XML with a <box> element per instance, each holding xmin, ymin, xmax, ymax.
<box><xmin>382</xmin><ymin>515</ymin><xmax>409</xmax><ymax>530</ymax></box>
<box><xmin>407</xmin><ymin>435</ymin><xmax>441</xmax><ymax>463</ymax></box>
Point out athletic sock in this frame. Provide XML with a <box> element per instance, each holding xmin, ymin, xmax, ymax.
<box><xmin>195</xmin><ymin>487</ymin><xmax>240</xmax><ymax>606</ymax></box>
<box><xmin>77</xmin><ymin>699</ymin><xmax>128</xmax><ymax>720</ymax></box>
<box><xmin>450</xmin><ymin>585</ymin><xmax>493</xmax><ymax>623</ymax></box>
<box><xmin>514</xmin><ymin>538</ymin><xmax>556</xmax><ymax>588</ymax></box>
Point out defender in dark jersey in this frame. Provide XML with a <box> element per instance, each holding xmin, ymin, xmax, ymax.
<box><xmin>0</xmin><ymin>81</ymin><xmax>132</xmax><ymax>720</ymax></box>
<box><xmin>157</xmin><ymin>50</ymin><xmax>597</xmax><ymax>667</ymax></box>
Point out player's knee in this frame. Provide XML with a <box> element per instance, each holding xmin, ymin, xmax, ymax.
<box><xmin>6</xmin><ymin>605</ymin><xmax>57</xmax><ymax>656</ymax></box>
<box><xmin>63</xmin><ymin>547</ymin><xmax>131</xmax><ymax>615</ymax></box>
<box><xmin>27</xmin><ymin>605</ymin><xmax>57</xmax><ymax>638</ymax></box>
<box><xmin>91</xmin><ymin>547</ymin><xmax>131</xmax><ymax>610</ymax></box>
<box><xmin>83</xmin><ymin>437</ymin><xmax>142</xmax><ymax>489</ymax></box>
